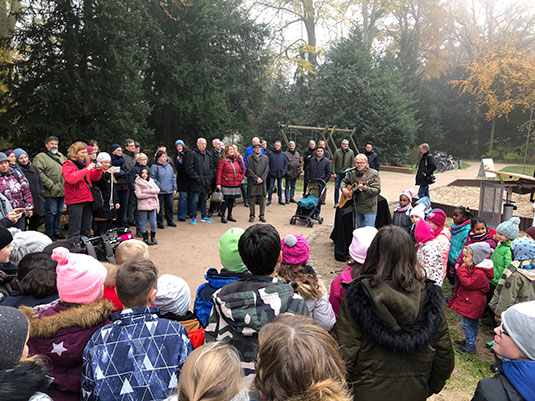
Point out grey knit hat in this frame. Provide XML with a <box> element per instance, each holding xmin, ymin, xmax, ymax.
<box><xmin>0</xmin><ymin>306</ymin><xmax>29</xmax><ymax>368</ymax></box>
<box><xmin>467</xmin><ymin>242</ymin><xmax>491</xmax><ymax>265</ymax></box>
<box><xmin>502</xmin><ymin>300</ymin><xmax>535</xmax><ymax>360</ymax></box>
<box><xmin>496</xmin><ymin>216</ymin><xmax>520</xmax><ymax>240</ymax></box>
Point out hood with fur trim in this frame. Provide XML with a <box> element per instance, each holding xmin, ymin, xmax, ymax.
<box><xmin>22</xmin><ymin>299</ymin><xmax>114</xmax><ymax>338</ymax></box>
<box><xmin>0</xmin><ymin>361</ymin><xmax>51</xmax><ymax>401</ymax></box>
<box><xmin>345</xmin><ymin>276</ymin><xmax>444</xmax><ymax>354</ymax></box>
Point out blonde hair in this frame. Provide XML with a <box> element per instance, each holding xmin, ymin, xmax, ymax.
<box><xmin>277</xmin><ymin>263</ymin><xmax>324</xmax><ymax>299</ymax></box>
<box><xmin>102</xmin><ymin>262</ymin><xmax>119</xmax><ymax>287</ymax></box>
<box><xmin>67</xmin><ymin>141</ymin><xmax>88</xmax><ymax>160</ymax></box>
<box><xmin>114</xmin><ymin>240</ymin><xmax>149</xmax><ymax>265</ymax></box>
<box><xmin>177</xmin><ymin>342</ymin><xmax>245</xmax><ymax>401</ymax></box>
<box><xmin>136</xmin><ymin>153</ymin><xmax>148</xmax><ymax>162</ymax></box>
<box><xmin>255</xmin><ymin>314</ymin><xmax>351</xmax><ymax>401</ymax></box>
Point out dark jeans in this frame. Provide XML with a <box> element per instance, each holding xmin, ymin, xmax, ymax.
<box><xmin>116</xmin><ymin>189</ymin><xmax>130</xmax><ymax>228</ymax></box>
<box><xmin>127</xmin><ymin>189</ymin><xmax>137</xmax><ymax>223</ymax></box>
<box><xmin>268</xmin><ymin>177</ymin><xmax>283</xmax><ymax>203</ymax></box>
<box><xmin>418</xmin><ymin>185</ymin><xmax>430</xmax><ymax>199</ymax></box>
<box><xmin>67</xmin><ymin>202</ymin><xmax>93</xmax><ymax>238</ymax></box>
<box><xmin>157</xmin><ymin>193</ymin><xmax>174</xmax><ymax>225</ymax></box>
<box><xmin>285</xmin><ymin>178</ymin><xmax>296</xmax><ymax>202</ymax></box>
<box><xmin>177</xmin><ymin>192</ymin><xmax>189</xmax><ymax>220</ymax></box>
<box><xmin>44</xmin><ymin>197</ymin><xmax>64</xmax><ymax>236</ymax></box>
<box><xmin>190</xmin><ymin>192</ymin><xmax>208</xmax><ymax>219</ymax></box>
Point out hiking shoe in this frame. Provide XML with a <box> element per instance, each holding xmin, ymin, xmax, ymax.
<box><xmin>201</xmin><ymin>217</ymin><xmax>214</xmax><ymax>223</ymax></box>
<box><xmin>453</xmin><ymin>339</ymin><xmax>466</xmax><ymax>346</ymax></box>
<box><xmin>190</xmin><ymin>219</ymin><xmax>196</xmax><ymax>225</ymax></box>
<box><xmin>456</xmin><ymin>344</ymin><xmax>476</xmax><ymax>354</ymax></box>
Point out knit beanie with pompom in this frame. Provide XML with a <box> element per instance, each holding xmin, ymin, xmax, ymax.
<box><xmin>281</xmin><ymin>234</ymin><xmax>310</xmax><ymax>265</ymax></box>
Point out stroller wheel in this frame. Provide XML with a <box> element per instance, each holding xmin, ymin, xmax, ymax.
<box><xmin>318</xmin><ymin>217</ymin><xmax>324</xmax><ymax>224</ymax></box>
<box><xmin>307</xmin><ymin>221</ymin><xmax>314</xmax><ymax>228</ymax></box>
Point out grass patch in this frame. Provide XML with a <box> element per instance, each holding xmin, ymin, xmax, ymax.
<box><xmin>460</xmin><ymin>162</ymin><xmax>470</xmax><ymax>169</ymax></box>
<box><xmin>500</xmin><ymin>165</ymin><xmax>535</xmax><ymax>176</ymax></box>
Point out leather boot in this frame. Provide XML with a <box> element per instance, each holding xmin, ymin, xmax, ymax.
<box><xmin>150</xmin><ymin>232</ymin><xmax>158</xmax><ymax>245</ymax></box>
<box><xmin>142</xmin><ymin>232</ymin><xmax>153</xmax><ymax>246</ymax></box>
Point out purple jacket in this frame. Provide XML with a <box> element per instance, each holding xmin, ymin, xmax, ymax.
<box><xmin>22</xmin><ymin>300</ymin><xmax>113</xmax><ymax>401</ymax></box>
<box><xmin>329</xmin><ymin>266</ymin><xmax>352</xmax><ymax>318</ymax></box>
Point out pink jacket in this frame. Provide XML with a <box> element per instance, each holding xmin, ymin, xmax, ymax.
<box><xmin>134</xmin><ymin>176</ymin><xmax>160</xmax><ymax>211</ymax></box>
<box><xmin>329</xmin><ymin>266</ymin><xmax>353</xmax><ymax>318</ymax></box>
<box><xmin>435</xmin><ymin>226</ymin><xmax>451</xmax><ymax>277</ymax></box>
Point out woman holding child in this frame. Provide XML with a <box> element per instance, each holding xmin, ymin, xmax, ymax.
<box><xmin>332</xmin><ymin>225</ymin><xmax>454</xmax><ymax>401</ymax></box>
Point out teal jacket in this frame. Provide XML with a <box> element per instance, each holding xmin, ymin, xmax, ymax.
<box><xmin>490</xmin><ymin>241</ymin><xmax>512</xmax><ymax>286</ymax></box>
<box><xmin>447</xmin><ymin>221</ymin><xmax>471</xmax><ymax>265</ymax></box>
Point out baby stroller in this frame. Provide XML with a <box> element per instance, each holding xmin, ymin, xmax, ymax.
<box><xmin>290</xmin><ymin>179</ymin><xmax>326</xmax><ymax>228</ymax></box>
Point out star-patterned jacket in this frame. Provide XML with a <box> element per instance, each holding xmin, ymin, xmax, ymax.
<box><xmin>22</xmin><ymin>300</ymin><xmax>114</xmax><ymax>401</ymax></box>
<box><xmin>81</xmin><ymin>306</ymin><xmax>193</xmax><ymax>401</ymax></box>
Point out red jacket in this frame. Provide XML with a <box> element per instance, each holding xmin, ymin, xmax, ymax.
<box><xmin>62</xmin><ymin>160</ymin><xmax>103</xmax><ymax>205</ymax></box>
<box><xmin>216</xmin><ymin>157</ymin><xmax>245</xmax><ymax>187</ymax></box>
<box><xmin>447</xmin><ymin>259</ymin><xmax>494</xmax><ymax>319</ymax></box>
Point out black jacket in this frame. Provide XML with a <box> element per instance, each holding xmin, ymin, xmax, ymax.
<box><xmin>306</xmin><ymin>156</ymin><xmax>332</xmax><ymax>184</ymax></box>
<box><xmin>303</xmin><ymin>147</ymin><xmax>316</xmax><ymax>171</ymax></box>
<box><xmin>173</xmin><ymin>151</ymin><xmax>191</xmax><ymax>193</ymax></box>
<box><xmin>186</xmin><ymin>148</ymin><xmax>213</xmax><ymax>193</ymax></box>
<box><xmin>365</xmin><ymin>150</ymin><xmax>380</xmax><ymax>171</ymax></box>
<box><xmin>93</xmin><ymin>172</ymin><xmax>119</xmax><ymax>220</ymax></box>
<box><xmin>0</xmin><ymin>361</ymin><xmax>51</xmax><ymax>401</ymax></box>
<box><xmin>472</xmin><ymin>369</ymin><xmax>524</xmax><ymax>401</ymax></box>
<box><xmin>416</xmin><ymin>152</ymin><xmax>437</xmax><ymax>186</ymax></box>
<box><xmin>19</xmin><ymin>163</ymin><xmax>45</xmax><ymax>216</ymax></box>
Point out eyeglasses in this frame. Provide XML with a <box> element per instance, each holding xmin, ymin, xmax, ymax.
<box><xmin>355</xmin><ymin>162</ymin><xmax>366</xmax><ymax>165</ymax></box>
<box><xmin>498</xmin><ymin>324</ymin><xmax>510</xmax><ymax>337</ymax></box>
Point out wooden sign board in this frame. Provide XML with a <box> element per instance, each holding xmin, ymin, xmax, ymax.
<box><xmin>477</xmin><ymin>159</ymin><xmax>496</xmax><ymax>179</ymax></box>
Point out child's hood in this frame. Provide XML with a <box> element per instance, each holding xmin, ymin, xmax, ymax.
<box><xmin>475</xmin><ymin>258</ymin><xmax>494</xmax><ymax>279</ymax></box>
<box><xmin>415</xmin><ymin>219</ymin><xmax>435</xmax><ymax>244</ymax></box>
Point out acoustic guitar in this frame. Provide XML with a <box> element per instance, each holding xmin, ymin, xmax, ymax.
<box><xmin>338</xmin><ymin>177</ymin><xmax>378</xmax><ymax>208</ymax></box>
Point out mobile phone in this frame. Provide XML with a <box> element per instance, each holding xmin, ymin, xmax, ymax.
<box><xmin>12</xmin><ymin>208</ymin><xmax>25</xmax><ymax>214</ymax></box>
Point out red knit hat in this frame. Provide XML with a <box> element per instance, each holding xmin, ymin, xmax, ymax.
<box><xmin>426</xmin><ymin>209</ymin><xmax>446</xmax><ymax>236</ymax></box>
<box><xmin>526</xmin><ymin>226</ymin><xmax>535</xmax><ymax>240</ymax></box>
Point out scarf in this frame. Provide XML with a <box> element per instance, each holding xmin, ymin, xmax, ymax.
<box><xmin>451</xmin><ymin>219</ymin><xmax>471</xmax><ymax>235</ymax></box>
<box><xmin>287</xmin><ymin>149</ymin><xmax>295</xmax><ymax>155</ymax></box>
<box><xmin>111</xmin><ymin>153</ymin><xmax>125</xmax><ymax>167</ymax></box>
<box><xmin>395</xmin><ymin>203</ymin><xmax>412</xmax><ymax>213</ymax></box>
<box><xmin>502</xmin><ymin>357</ymin><xmax>535</xmax><ymax>401</ymax></box>
<box><xmin>468</xmin><ymin>227</ymin><xmax>493</xmax><ymax>242</ymax></box>
<box><xmin>72</xmin><ymin>159</ymin><xmax>87</xmax><ymax>170</ymax></box>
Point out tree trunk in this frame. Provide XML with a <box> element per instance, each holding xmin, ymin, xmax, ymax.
<box><xmin>302</xmin><ymin>0</ymin><xmax>316</xmax><ymax>69</ymax></box>
<box><xmin>489</xmin><ymin>116</ymin><xmax>496</xmax><ymax>152</ymax></box>
<box><xmin>0</xmin><ymin>0</ymin><xmax>22</xmax><ymax>41</ymax></box>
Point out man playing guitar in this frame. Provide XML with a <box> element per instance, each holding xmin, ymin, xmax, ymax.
<box><xmin>341</xmin><ymin>154</ymin><xmax>381</xmax><ymax>229</ymax></box>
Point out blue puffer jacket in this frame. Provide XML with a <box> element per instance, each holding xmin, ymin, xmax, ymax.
<box><xmin>448</xmin><ymin>220</ymin><xmax>471</xmax><ymax>264</ymax></box>
<box><xmin>149</xmin><ymin>161</ymin><xmax>177</xmax><ymax>194</ymax></box>
<box><xmin>194</xmin><ymin>268</ymin><xmax>250</xmax><ymax>327</ymax></box>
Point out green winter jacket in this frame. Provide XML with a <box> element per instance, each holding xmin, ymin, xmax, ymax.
<box><xmin>333</xmin><ymin>148</ymin><xmax>355</xmax><ymax>173</ymax></box>
<box><xmin>332</xmin><ymin>276</ymin><xmax>454</xmax><ymax>401</ymax></box>
<box><xmin>33</xmin><ymin>151</ymin><xmax>67</xmax><ymax>198</ymax></box>
<box><xmin>489</xmin><ymin>260</ymin><xmax>535</xmax><ymax>316</ymax></box>
<box><xmin>342</xmin><ymin>166</ymin><xmax>381</xmax><ymax>214</ymax></box>
<box><xmin>490</xmin><ymin>241</ymin><xmax>512</xmax><ymax>286</ymax></box>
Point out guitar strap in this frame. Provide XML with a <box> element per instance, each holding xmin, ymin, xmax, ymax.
<box><xmin>352</xmin><ymin>167</ymin><xmax>372</xmax><ymax>189</ymax></box>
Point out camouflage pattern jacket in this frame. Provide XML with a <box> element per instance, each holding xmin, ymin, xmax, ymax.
<box><xmin>205</xmin><ymin>275</ymin><xmax>308</xmax><ymax>380</ymax></box>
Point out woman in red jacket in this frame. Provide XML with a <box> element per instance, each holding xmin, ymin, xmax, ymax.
<box><xmin>62</xmin><ymin>142</ymin><xmax>103</xmax><ymax>238</ymax></box>
<box><xmin>216</xmin><ymin>145</ymin><xmax>245</xmax><ymax>223</ymax></box>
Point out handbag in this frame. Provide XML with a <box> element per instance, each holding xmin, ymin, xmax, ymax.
<box><xmin>211</xmin><ymin>189</ymin><xmax>224</xmax><ymax>203</ymax></box>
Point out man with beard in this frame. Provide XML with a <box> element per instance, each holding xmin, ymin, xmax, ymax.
<box><xmin>33</xmin><ymin>136</ymin><xmax>67</xmax><ymax>240</ymax></box>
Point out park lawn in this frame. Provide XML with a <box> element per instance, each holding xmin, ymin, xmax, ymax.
<box><xmin>500</xmin><ymin>165</ymin><xmax>535</xmax><ymax>176</ymax></box>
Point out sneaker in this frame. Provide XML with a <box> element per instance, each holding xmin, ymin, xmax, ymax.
<box><xmin>167</xmin><ymin>222</ymin><xmax>177</xmax><ymax>227</ymax></box>
<box><xmin>244</xmin><ymin>202</ymin><xmax>250</xmax><ymax>207</ymax></box>
<box><xmin>290</xmin><ymin>199</ymin><xmax>297</xmax><ymax>203</ymax></box>
<box><xmin>190</xmin><ymin>219</ymin><xmax>197</xmax><ymax>225</ymax></box>
<box><xmin>201</xmin><ymin>217</ymin><xmax>214</xmax><ymax>223</ymax></box>
<box><xmin>55</xmin><ymin>232</ymin><xmax>66</xmax><ymax>240</ymax></box>
<box><xmin>278</xmin><ymin>201</ymin><xmax>285</xmax><ymax>206</ymax></box>
<box><xmin>334</xmin><ymin>203</ymin><xmax>339</xmax><ymax>208</ymax></box>
<box><xmin>453</xmin><ymin>339</ymin><xmax>466</xmax><ymax>346</ymax></box>
<box><xmin>157</xmin><ymin>223</ymin><xmax>165</xmax><ymax>229</ymax></box>
<box><xmin>456</xmin><ymin>344</ymin><xmax>476</xmax><ymax>354</ymax></box>
<box><xmin>266</xmin><ymin>201</ymin><xmax>272</xmax><ymax>206</ymax></box>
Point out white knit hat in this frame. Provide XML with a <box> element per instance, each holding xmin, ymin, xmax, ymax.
<box><xmin>502</xmin><ymin>300</ymin><xmax>535</xmax><ymax>360</ymax></box>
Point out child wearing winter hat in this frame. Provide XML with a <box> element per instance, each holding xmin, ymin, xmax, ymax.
<box><xmin>489</xmin><ymin>237</ymin><xmax>535</xmax><ymax>320</ymax></box>
<box><xmin>426</xmin><ymin>208</ymin><xmax>451</xmax><ymax>277</ymax></box>
<box><xmin>491</xmin><ymin>216</ymin><xmax>520</xmax><ymax>289</ymax></box>
<box><xmin>526</xmin><ymin>226</ymin><xmax>535</xmax><ymax>240</ymax></box>
<box><xmin>447</xmin><ymin>206</ymin><xmax>472</xmax><ymax>284</ymax></box>
<box><xmin>409</xmin><ymin>203</ymin><xmax>426</xmax><ymax>242</ymax></box>
<box><xmin>22</xmin><ymin>247</ymin><xmax>111</xmax><ymax>400</ymax></box>
<box><xmin>0</xmin><ymin>226</ymin><xmax>13</xmax><ymax>264</ymax></box>
<box><xmin>155</xmin><ymin>274</ymin><xmax>204</xmax><ymax>348</ymax></box>
<box><xmin>415</xmin><ymin>219</ymin><xmax>445</xmax><ymax>286</ymax></box>
<box><xmin>393</xmin><ymin>189</ymin><xmax>413</xmax><ymax>235</ymax></box>
<box><xmin>277</xmin><ymin>234</ymin><xmax>335</xmax><ymax>331</ymax></box>
<box><xmin>329</xmin><ymin>226</ymin><xmax>378</xmax><ymax>318</ymax></box>
<box><xmin>194</xmin><ymin>227</ymin><xmax>250</xmax><ymax>327</ymax></box>
<box><xmin>447</xmin><ymin>242</ymin><xmax>493</xmax><ymax>354</ymax></box>
<box><xmin>472</xmin><ymin>301</ymin><xmax>535</xmax><ymax>401</ymax></box>
<box><xmin>0</xmin><ymin>306</ymin><xmax>52</xmax><ymax>400</ymax></box>
<box><xmin>82</xmin><ymin>258</ymin><xmax>193</xmax><ymax>401</ymax></box>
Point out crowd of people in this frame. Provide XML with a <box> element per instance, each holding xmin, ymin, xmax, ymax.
<box><xmin>1</xmin><ymin>136</ymin><xmax>535</xmax><ymax>401</ymax></box>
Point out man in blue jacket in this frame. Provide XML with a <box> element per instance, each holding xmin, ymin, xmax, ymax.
<box><xmin>267</xmin><ymin>141</ymin><xmax>288</xmax><ymax>206</ymax></box>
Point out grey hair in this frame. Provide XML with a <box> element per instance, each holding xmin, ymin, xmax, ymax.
<box><xmin>420</xmin><ymin>143</ymin><xmax>430</xmax><ymax>151</ymax></box>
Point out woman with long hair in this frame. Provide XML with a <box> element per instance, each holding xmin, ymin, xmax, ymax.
<box><xmin>332</xmin><ymin>225</ymin><xmax>454</xmax><ymax>401</ymax></box>
<box><xmin>62</xmin><ymin>142</ymin><xmax>102</xmax><ymax>238</ymax></box>
<box><xmin>216</xmin><ymin>144</ymin><xmax>245</xmax><ymax>223</ymax></box>
<box><xmin>255</xmin><ymin>314</ymin><xmax>351</xmax><ymax>401</ymax></box>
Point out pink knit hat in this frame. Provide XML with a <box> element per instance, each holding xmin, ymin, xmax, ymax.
<box><xmin>349</xmin><ymin>226</ymin><xmax>378</xmax><ymax>263</ymax></box>
<box><xmin>52</xmin><ymin>247</ymin><xmax>107</xmax><ymax>304</ymax></box>
<box><xmin>415</xmin><ymin>220</ymin><xmax>435</xmax><ymax>244</ymax></box>
<box><xmin>281</xmin><ymin>235</ymin><xmax>310</xmax><ymax>265</ymax></box>
<box><xmin>400</xmin><ymin>188</ymin><xmax>414</xmax><ymax>202</ymax></box>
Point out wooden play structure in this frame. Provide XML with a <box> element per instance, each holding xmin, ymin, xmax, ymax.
<box><xmin>279</xmin><ymin>123</ymin><xmax>357</xmax><ymax>156</ymax></box>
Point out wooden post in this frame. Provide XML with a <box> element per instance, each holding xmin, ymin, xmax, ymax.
<box><xmin>349</xmin><ymin>128</ymin><xmax>359</xmax><ymax>153</ymax></box>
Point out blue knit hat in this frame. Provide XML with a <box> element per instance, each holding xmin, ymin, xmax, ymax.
<box><xmin>496</xmin><ymin>216</ymin><xmax>520</xmax><ymax>240</ymax></box>
<box><xmin>175</xmin><ymin>139</ymin><xmax>185</xmax><ymax>147</ymax></box>
<box><xmin>13</xmin><ymin>148</ymin><xmax>28</xmax><ymax>162</ymax></box>
<box><xmin>511</xmin><ymin>237</ymin><xmax>535</xmax><ymax>261</ymax></box>
<box><xmin>110</xmin><ymin>144</ymin><xmax>121</xmax><ymax>153</ymax></box>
